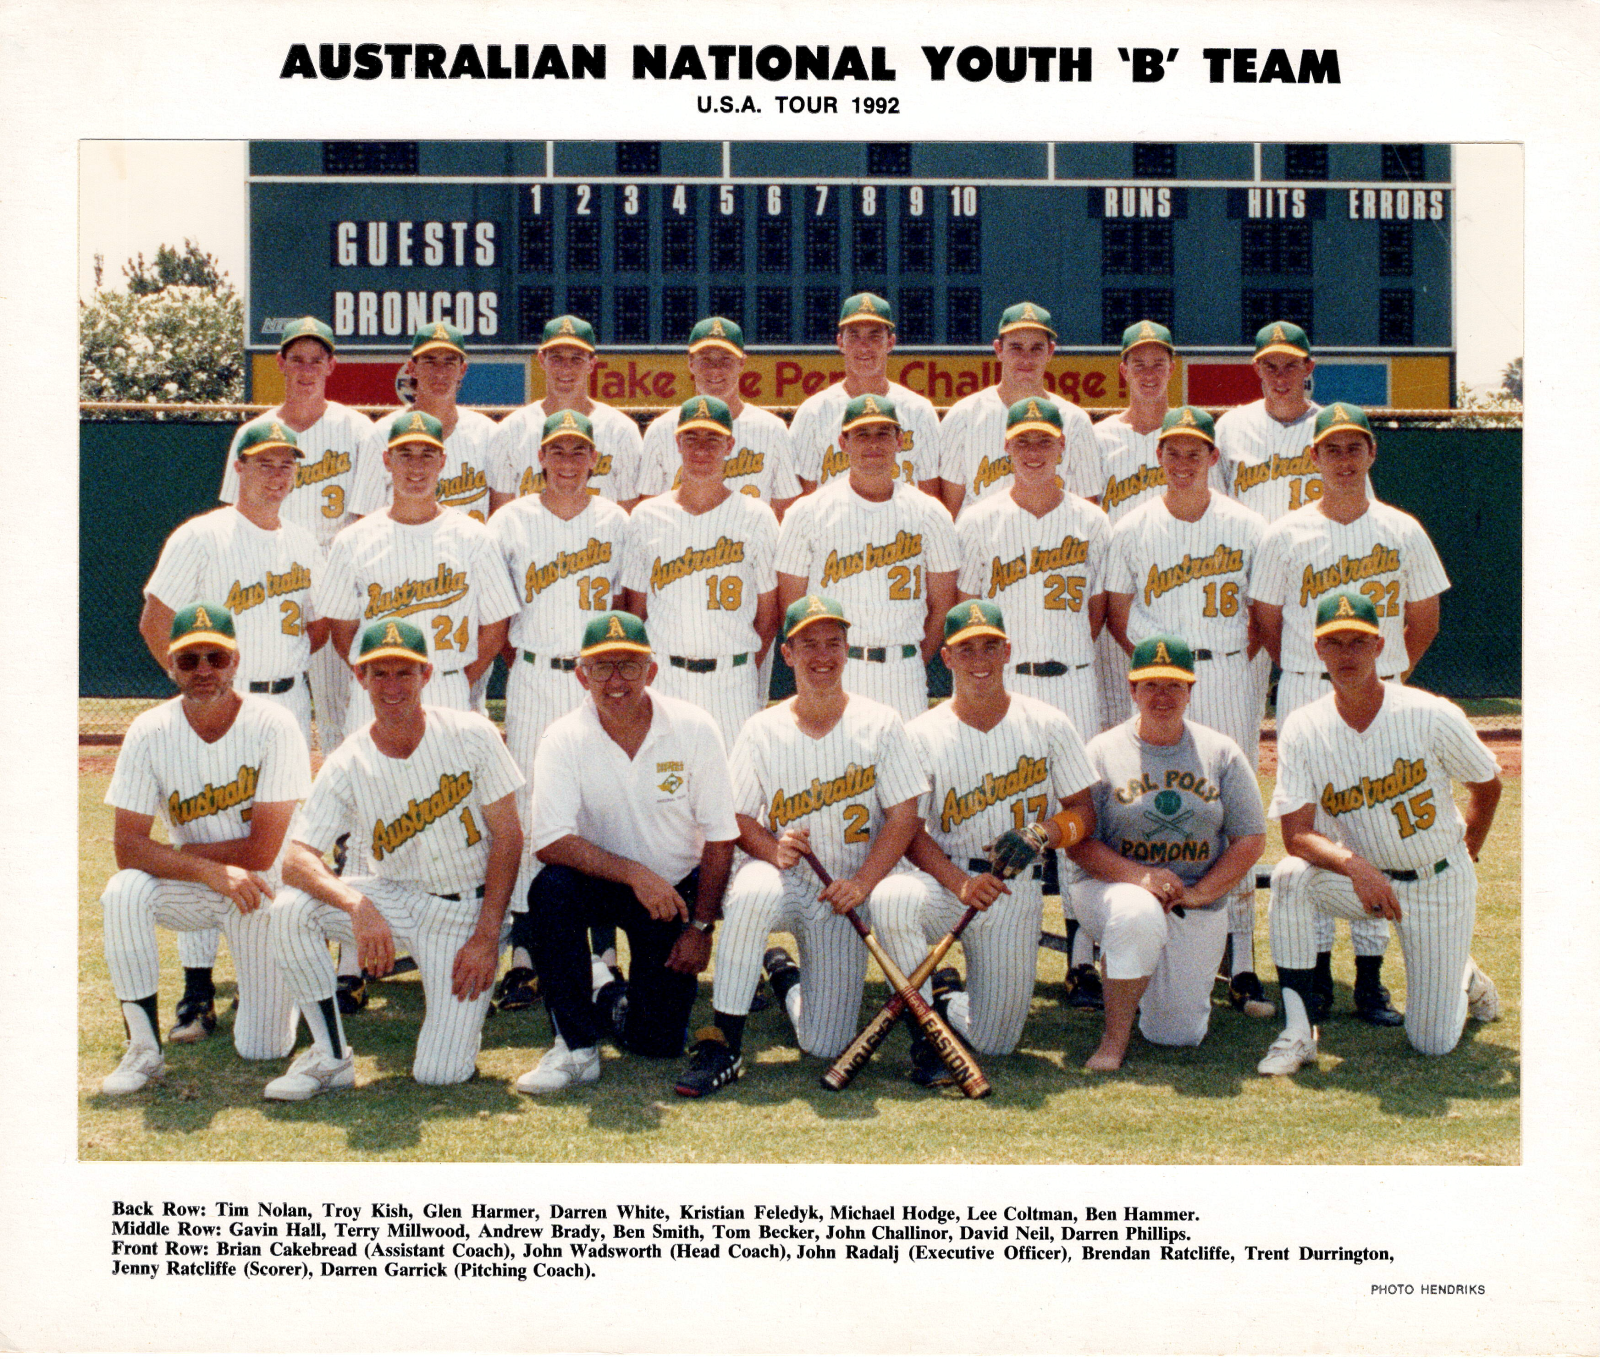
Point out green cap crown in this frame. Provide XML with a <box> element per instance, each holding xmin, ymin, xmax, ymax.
<box><xmin>1120</xmin><ymin>319</ymin><xmax>1175</xmax><ymax>355</ymax></box>
<box><xmin>539</xmin><ymin>314</ymin><xmax>598</xmax><ymax>353</ymax></box>
<box><xmin>687</xmin><ymin>316</ymin><xmax>745</xmax><ymax>356</ymax></box>
<box><xmin>1005</xmin><ymin>397</ymin><xmax>1063</xmax><ymax>437</ymax></box>
<box><xmin>1128</xmin><ymin>635</ymin><xmax>1196</xmax><ymax>683</ymax></box>
<box><xmin>1157</xmin><ymin>405</ymin><xmax>1217</xmax><ymax>445</ymax></box>
<box><xmin>386</xmin><ymin>409</ymin><xmax>446</xmax><ymax>450</ymax></box>
<box><xmin>1252</xmin><ymin>320</ymin><xmax>1311</xmax><ymax>360</ymax></box>
<box><xmin>677</xmin><ymin>394</ymin><xmax>734</xmax><ymax>435</ymax></box>
<box><xmin>540</xmin><ymin>408</ymin><xmax>596</xmax><ymax>447</ymax></box>
<box><xmin>235</xmin><ymin>418</ymin><xmax>303</xmax><ymax>460</ymax></box>
<box><xmin>783</xmin><ymin>594</ymin><xmax>851</xmax><ymax>641</ymax></box>
<box><xmin>358</xmin><ymin>618</ymin><xmax>429</xmax><ymax>665</ymax></box>
<box><xmin>996</xmin><ymin>301</ymin><xmax>1057</xmax><ymax>339</ymax></box>
<box><xmin>580</xmin><ymin>611</ymin><xmax>652</xmax><ymax>657</ymax></box>
<box><xmin>837</xmin><ymin>292</ymin><xmax>895</xmax><ymax>328</ymax></box>
<box><xmin>1314</xmin><ymin>590</ymin><xmax>1382</xmax><ymax>638</ymax></box>
<box><xmin>944</xmin><ymin>600</ymin><xmax>1008</xmax><ymax>646</ymax></box>
<box><xmin>410</xmin><ymin>321</ymin><xmax>467</xmax><ymax>358</ymax></box>
<box><xmin>278</xmin><ymin>316</ymin><xmax>336</xmax><ymax>354</ymax></box>
<box><xmin>169</xmin><ymin>601</ymin><xmax>237</xmax><ymax>656</ymax></box>
<box><xmin>1313</xmin><ymin>402</ymin><xmax>1375</xmax><ymax>446</ymax></box>
<box><xmin>840</xmin><ymin>392</ymin><xmax>901</xmax><ymax>433</ymax></box>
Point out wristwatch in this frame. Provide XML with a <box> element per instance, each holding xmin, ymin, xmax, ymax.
<box><xmin>689</xmin><ymin>918</ymin><xmax>715</xmax><ymax>934</ymax></box>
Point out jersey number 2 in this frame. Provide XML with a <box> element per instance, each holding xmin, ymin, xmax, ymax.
<box><xmin>842</xmin><ymin>804</ymin><xmax>870</xmax><ymax>843</ymax></box>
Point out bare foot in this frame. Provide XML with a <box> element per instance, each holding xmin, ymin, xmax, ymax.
<box><xmin>1084</xmin><ymin>1046</ymin><xmax>1125</xmax><ymax>1072</ymax></box>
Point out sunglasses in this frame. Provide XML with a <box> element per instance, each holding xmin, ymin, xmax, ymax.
<box><xmin>583</xmin><ymin>660</ymin><xmax>645</xmax><ymax>682</ymax></box>
<box><xmin>173</xmin><ymin>649</ymin><xmax>233</xmax><ymax>672</ymax></box>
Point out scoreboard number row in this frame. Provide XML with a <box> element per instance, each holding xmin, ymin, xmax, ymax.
<box><xmin>527</xmin><ymin>184</ymin><xmax>979</xmax><ymax>218</ymax></box>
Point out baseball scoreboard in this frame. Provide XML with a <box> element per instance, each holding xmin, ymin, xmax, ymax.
<box><xmin>247</xmin><ymin>140</ymin><xmax>1454</xmax><ymax>409</ymax></box>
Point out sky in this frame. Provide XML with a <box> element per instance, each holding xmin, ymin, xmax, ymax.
<box><xmin>77</xmin><ymin>140</ymin><xmax>1524</xmax><ymax>390</ymax></box>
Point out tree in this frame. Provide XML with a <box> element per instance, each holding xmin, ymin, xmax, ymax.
<box><xmin>1500</xmin><ymin>356</ymin><xmax>1523</xmax><ymax>402</ymax></box>
<box><xmin>79</xmin><ymin>239</ymin><xmax>244</xmax><ymax>412</ymax></box>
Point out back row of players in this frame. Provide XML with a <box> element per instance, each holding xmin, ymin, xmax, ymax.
<box><xmin>127</xmin><ymin>296</ymin><xmax>1465</xmax><ymax>1086</ymax></box>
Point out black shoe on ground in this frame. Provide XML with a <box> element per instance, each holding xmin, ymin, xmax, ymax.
<box><xmin>595</xmin><ymin>979</ymin><xmax>630</xmax><ymax>1042</ymax></box>
<box><xmin>930</xmin><ymin>967</ymin><xmax>964</xmax><ymax>1019</ymax></box>
<box><xmin>492</xmin><ymin>966</ymin><xmax>539</xmax><ymax>1012</ymax></box>
<box><xmin>168</xmin><ymin>995</ymin><xmax>217</xmax><ymax>1043</ymax></box>
<box><xmin>763</xmin><ymin>947</ymin><xmax>800</xmax><ymax>1003</ymax></box>
<box><xmin>1228</xmin><ymin>970</ymin><xmax>1276</xmax><ymax>1019</ymax></box>
<box><xmin>335</xmin><ymin>974</ymin><xmax>368</xmax><ymax>1016</ymax></box>
<box><xmin>908</xmin><ymin>1033</ymin><xmax>956</xmax><ymax>1088</ymax></box>
<box><xmin>1353</xmin><ymin>984</ymin><xmax>1404</xmax><ymax>1026</ymax></box>
<box><xmin>674</xmin><ymin>1027</ymin><xmax>743</xmax><ymax>1097</ymax></box>
<box><xmin>1064</xmin><ymin>963</ymin><xmax>1104</xmax><ymax>1010</ymax></box>
<box><xmin>748</xmin><ymin>975</ymin><xmax>771</xmax><ymax>1013</ymax></box>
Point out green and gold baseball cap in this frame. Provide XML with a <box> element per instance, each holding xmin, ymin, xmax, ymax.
<box><xmin>1128</xmin><ymin>635</ymin><xmax>1196</xmax><ymax>683</ymax></box>
<box><xmin>540</xmin><ymin>408</ymin><xmax>596</xmax><ymax>448</ymax></box>
<box><xmin>386</xmin><ymin>409</ymin><xmax>446</xmax><ymax>451</ymax></box>
<box><xmin>837</xmin><ymin>292</ymin><xmax>895</xmax><ymax>329</ymax></box>
<box><xmin>277</xmin><ymin>316</ymin><xmax>336</xmax><ymax>354</ymax></box>
<box><xmin>1120</xmin><ymin>319</ymin><xmax>1175</xmax><ymax>356</ymax></box>
<box><xmin>410</xmin><ymin>321</ymin><xmax>467</xmax><ymax>358</ymax></box>
<box><xmin>840</xmin><ymin>392</ymin><xmax>900</xmax><ymax>433</ymax></box>
<box><xmin>1314</xmin><ymin>590</ymin><xmax>1382</xmax><ymax>639</ymax></box>
<box><xmin>1313</xmin><ymin>402</ymin><xmax>1375</xmax><ymax>446</ymax></box>
<box><xmin>1005</xmin><ymin>397</ymin><xmax>1063</xmax><ymax>438</ymax></box>
<box><xmin>943</xmin><ymin>600</ymin><xmax>1008</xmax><ymax>646</ymax></box>
<box><xmin>1252</xmin><ymin>320</ymin><xmax>1311</xmax><ymax>360</ymax></box>
<box><xmin>580</xmin><ymin>611</ymin><xmax>652</xmax><ymax>658</ymax></box>
<box><xmin>169</xmin><ymin>601</ymin><xmax>238</xmax><ymax>656</ymax></box>
<box><xmin>357</xmin><ymin>618</ymin><xmax>429</xmax><ymax>666</ymax></box>
<box><xmin>687</xmin><ymin>316</ymin><xmax>745</xmax><ymax>356</ymax></box>
<box><xmin>783</xmin><ymin>593</ymin><xmax>851</xmax><ymax>641</ymax></box>
<box><xmin>539</xmin><ymin>314</ymin><xmax>598</xmax><ymax>353</ymax></box>
<box><xmin>677</xmin><ymin>394</ymin><xmax>735</xmax><ymax>436</ymax></box>
<box><xmin>996</xmin><ymin>301</ymin><xmax>1057</xmax><ymax>339</ymax></box>
<box><xmin>1157</xmin><ymin>405</ymin><xmax>1217</xmax><ymax>445</ymax></box>
<box><xmin>235</xmin><ymin>417</ymin><xmax>303</xmax><ymax>460</ymax></box>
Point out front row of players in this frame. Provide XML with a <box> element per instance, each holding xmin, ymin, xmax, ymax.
<box><xmin>98</xmin><ymin>581</ymin><xmax>1501</xmax><ymax>1099</ymax></box>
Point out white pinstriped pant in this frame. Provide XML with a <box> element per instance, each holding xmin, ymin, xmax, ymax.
<box><xmin>1187</xmin><ymin>648</ymin><xmax>1265</xmax><ymax>943</ymax></box>
<box><xmin>1093</xmin><ymin>628</ymin><xmax>1131</xmax><ymax>734</ymax></box>
<box><xmin>650</xmin><ymin>655</ymin><xmax>763</xmax><ymax>751</ymax></box>
<box><xmin>101</xmin><ymin>869</ymin><xmax>297</xmax><ymax>1060</ymax></box>
<box><xmin>1067</xmin><ymin>878</ymin><xmax>1229</xmax><ymax>1047</ymax></box>
<box><xmin>269</xmin><ymin>877</ymin><xmax>509</xmax><ymax>1085</ymax></box>
<box><xmin>1268</xmin><ymin>852</ymin><xmax>1477</xmax><ymax>1056</ymax></box>
<box><xmin>505</xmin><ymin>654</ymin><xmax>585</xmax><ymax>910</ymax></box>
<box><xmin>872</xmin><ymin>869</ymin><xmax>1043</xmax><ymax>1055</ymax></box>
<box><xmin>1007</xmin><ymin>662</ymin><xmax>1099</xmax><ymax>749</ymax></box>
<box><xmin>308</xmin><ymin>642</ymin><xmax>351</xmax><ymax>750</ymax></box>
<box><xmin>711</xmin><ymin>859</ymin><xmax>926</xmax><ymax>1059</ymax></box>
<box><xmin>842</xmin><ymin>652</ymin><xmax>929</xmax><ymax>722</ymax></box>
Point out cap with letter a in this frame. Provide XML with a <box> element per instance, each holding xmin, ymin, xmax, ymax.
<box><xmin>687</xmin><ymin>316</ymin><xmax>745</xmax><ymax>356</ymax></box>
<box><xmin>386</xmin><ymin>409</ymin><xmax>446</xmax><ymax>451</ymax></box>
<box><xmin>677</xmin><ymin>395</ymin><xmax>735</xmax><ymax>436</ymax></box>
<box><xmin>840</xmin><ymin>392</ymin><xmax>901</xmax><ymax>433</ymax></box>
<box><xmin>1128</xmin><ymin>635</ymin><xmax>1196</xmax><ymax>683</ymax></box>
<box><xmin>410</xmin><ymin>321</ymin><xmax>467</xmax><ymax>358</ymax></box>
<box><xmin>783</xmin><ymin>593</ymin><xmax>851</xmax><ymax>641</ymax></box>
<box><xmin>277</xmin><ymin>316</ymin><xmax>337</xmax><ymax>355</ymax></box>
<box><xmin>539</xmin><ymin>408</ymin><xmax>596</xmax><ymax>448</ymax></box>
<box><xmin>1120</xmin><ymin>319</ymin><xmax>1175</xmax><ymax>356</ymax></box>
<box><xmin>539</xmin><ymin>314</ymin><xmax>598</xmax><ymax>354</ymax></box>
<box><xmin>837</xmin><ymin>292</ymin><xmax>895</xmax><ymax>329</ymax></box>
<box><xmin>943</xmin><ymin>600</ymin><xmax>1008</xmax><ymax>646</ymax></box>
<box><xmin>168</xmin><ymin>602</ymin><xmax>238</xmax><ymax>656</ymax></box>
<box><xmin>1157</xmin><ymin>405</ymin><xmax>1217</xmax><ymax>446</ymax></box>
<box><xmin>235</xmin><ymin>417</ymin><xmax>303</xmax><ymax>460</ymax></box>
<box><xmin>1313</xmin><ymin>590</ymin><xmax>1382</xmax><ymax>639</ymax></box>
<box><xmin>580</xmin><ymin>611</ymin><xmax>652</xmax><ymax>658</ymax></box>
<box><xmin>1252</xmin><ymin>320</ymin><xmax>1312</xmax><ymax>361</ymax></box>
<box><xmin>357</xmin><ymin>618</ymin><xmax>430</xmax><ymax>666</ymax></box>
<box><xmin>996</xmin><ymin>301</ymin><xmax>1057</xmax><ymax>340</ymax></box>
<box><xmin>1005</xmin><ymin>397</ymin><xmax>1063</xmax><ymax>438</ymax></box>
<box><xmin>1312</xmin><ymin>402</ymin><xmax>1375</xmax><ymax>447</ymax></box>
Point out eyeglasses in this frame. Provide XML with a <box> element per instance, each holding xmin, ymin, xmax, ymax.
<box><xmin>583</xmin><ymin>659</ymin><xmax>645</xmax><ymax>682</ymax></box>
<box><xmin>173</xmin><ymin>649</ymin><xmax>233</xmax><ymax>671</ymax></box>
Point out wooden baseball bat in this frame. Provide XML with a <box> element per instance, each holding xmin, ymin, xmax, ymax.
<box><xmin>822</xmin><ymin>905</ymin><xmax>979</xmax><ymax>1091</ymax></box>
<box><xmin>799</xmin><ymin>851</ymin><xmax>990</xmax><ymax>1099</ymax></box>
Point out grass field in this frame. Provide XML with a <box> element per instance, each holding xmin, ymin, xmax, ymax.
<box><xmin>77</xmin><ymin>753</ymin><xmax>1521</xmax><ymax>1166</ymax></box>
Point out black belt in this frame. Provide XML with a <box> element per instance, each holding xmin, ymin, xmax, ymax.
<box><xmin>848</xmin><ymin>644</ymin><xmax>918</xmax><ymax>662</ymax></box>
<box><xmin>1384</xmin><ymin>859</ymin><xmax>1450</xmax><ymax>883</ymax></box>
<box><xmin>435</xmin><ymin>884</ymin><xmax>487</xmax><ymax>902</ymax></box>
<box><xmin>968</xmin><ymin>857</ymin><xmax>1044</xmax><ymax>881</ymax></box>
<box><xmin>1314</xmin><ymin>671</ymin><xmax>1401</xmax><ymax>682</ymax></box>
<box><xmin>524</xmin><ymin>651</ymin><xmax>577</xmax><ymax>671</ymax></box>
<box><xmin>1193</xmin><ymin>650</ymin><xmax>1243</xmax><ymax>661</ymax></box>
<box><xmin>248</xmin><ymin>675</ymin><xmax>298</xmax><ymax>694</ymax></box>
<box><xmin>1014</xmin><ymin>661</ymin><xmax>1091</xmax><ymax>677</ymax></box>
<box><xmin>669</xmin><ymin>653</ymin><xmax>749</xmax><ymax>673</ymax></box>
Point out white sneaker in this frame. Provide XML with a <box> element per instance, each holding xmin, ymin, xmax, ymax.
<box><xmin>516</xmin><ymin>1037</ymin><xmax>601</xmax><ymax>1095</ymax></box>
<box><xmin>1466</xmin><ymin>961</ymin><xmax>1502</xmax><ymax>1022</ymax></box>
<box><xmin>101</xmin><ymin>1045</ymin><xmax>164</xmax><ymax>1095</ymax></box>
<box><xmin>1257</xmin><ymin>1028</ymin><xmax>1318</xmax><ymax>1076</ymax></box>
<box><xmin>264</xmin><ymin>1046</ymin><xmax>355</xmax><ymax>1101</ymax></box>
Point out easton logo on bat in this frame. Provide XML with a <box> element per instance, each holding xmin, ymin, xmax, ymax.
<box><xmin>168</xmin><ymin>765</ymin><xmax>260</xmax><ymax>826</ymax></box>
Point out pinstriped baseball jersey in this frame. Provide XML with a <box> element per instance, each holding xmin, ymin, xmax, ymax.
<box><xmin>907</xmin><ymin>693</ymin><xmax>1095</xmax><ymax>863</ymax></box>
<box><xmin>955</xmin><ymin>492</ymin><xmax>1109</xmax><ymax>667</ymax></box>
<box><xmin>775</xmin><ymin>481</ymin><xmax>960</xmax><ymax>647</ymax></box>
<box><xmin>489</xmin><ymin>495</ymin><xmax>630</xmax><ymax>652</ymax></box>
<box><xmin>1269</xmin><ymin>685</ymin><xmax>1499</xmax><ymax>869</ymax></box>
<box><xmin>1105</xmin><ymin>495</ymin><xmax>1268</xmax><ymax>653</ymax></box>
<box><xmin>620</xmin><ymin>493</ymin><xmax>779</xmax><ymax>656</ymax></box>
<box><xmin>937</xmin><ymin>387</ymin><xmax>1102</xmax><ymax>508</ymax></box>
<box><xmin>144</xmin><ymin>507</ymin><xmax>323</xmax><ymax>688</ymax></box>
<box><xmin>315</xmin><ymin>508</ymin><xmax>519</xmax><ymax>674</ymax></box>
<box><xmin>788</xmin><ymin>381</ymin><xmax>941</xmax><ymax>487</ymax></box>
<box><xmin>351</xmin><ymin>408</ymin><xmax>497</xmax><ymax>522</ymax></box>
<box><xmin>730</xmin><ymin>695</ymin><xmax>928</xmax><ymax>881</ymax></box>
<box><xmin>1095</xmin><ymin>415</ymin><xmax>1233</xmax><ymax>524</ymax></box>
<box><xmin>1251</xmin><ymin>501</ymin><xmax>1450</xmax><ymax>675</ymax></box>
<box><xmin>1213</xmin><ymin>399</ymin><xmax>1328</xmax><ymax>520</ymax></box>
<box><xmin>638</xmin><ymin>403</ymin><xmax>803</xmax><ymax>503</ymax></box>
<box><xmin>220</xmin><ymin>402</ymin><xmax>374</xmax><ymax>549</ymax></box>
<box><xmin>291</xmin><ymin>706</ymin><xmax>524</xmax><ymax>894</ymax></box>
<box><xmin>487</xmin><ymin>399</ymin><xmax>644</xmax><ymax>505</ymax></box>
<box><xmin>107</xmin><ymin>695</ymin><xmax>312</xmax><ymax>869</ymax></box>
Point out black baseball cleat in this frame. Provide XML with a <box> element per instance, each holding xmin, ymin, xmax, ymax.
<box><xmin>335</xmin><ymin>974</ymin><xmax>368</xmax><ymax>1016</ymax></box>
<box><xmin>674</xmin><ymin>1027</ymin><xmax>743</xmax><ymax>1098</ymax></box>
<box><xmin>929</xmin><ymin>967</ymin><xmax>965</xmax><ymax>1020</ymax></box>
<box><xmin>908</xmin><ymin>1032</ymin><xmax>956</xmax><ymax>1088</ymax></box>
<box><xmin>1353</xmin><ymin>984</ymin><xmax>1404</xmax><ymax>1026</ymax></box>
<box><xmin>594</xmin><ymin>979</ymin><xmax>630</xmax><ymax>1043</ymax></box>
<box><xmin>1228</xmin><ymin>970</ymin><xmax>1276</xmax><ymax>1019</ymax></box>
<box><xmin>763</xmin><ymin>947</ymin><xmax>801</xmax><ymax>1004</ymax></box>
<box><xmin>748</xmin><ymin>975</ymin><xmax>771</xmax><ymax>1013</ymax></box>
<box><xmin>168</xmin><ymin>995</ymin><xmax>217</xmax><ymax>1044</ymax></box>
<box><xmin>492</xmin><ymin>966</ymin><xmax>539</xmax><ymax>1012</ymax></box>
<box><xmin>1064</xmin><ymin>963</ymin><xmax>1104</xmax><ymax>1010</ymax></box>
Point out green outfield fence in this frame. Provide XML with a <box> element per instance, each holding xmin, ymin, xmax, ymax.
<box><xmin>79</xmin><ymin>407</ymin><xmax>1521</xmax><ymax>740</ymax></box>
